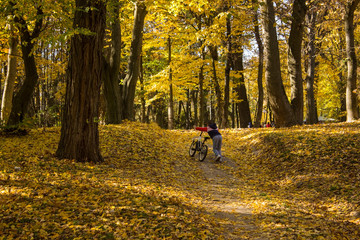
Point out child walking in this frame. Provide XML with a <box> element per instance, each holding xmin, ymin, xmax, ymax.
<box><xmin>195</xmin><ymin>121</ymin><xmax>223</xmax><ymax>162</ymax></box>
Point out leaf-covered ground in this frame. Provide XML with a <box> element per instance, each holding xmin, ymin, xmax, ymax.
<box><xmin>1</xmin><ymin>121</ymin><xmax>360</xmax><ymax>239</ymax></box>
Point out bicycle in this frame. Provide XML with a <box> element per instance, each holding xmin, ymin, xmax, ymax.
<box><xmin>189</xmin><ymin>131</ymin><xmax>210</xmax><ymax>161</ymax></box>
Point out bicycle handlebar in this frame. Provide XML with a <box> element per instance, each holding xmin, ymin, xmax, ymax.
<box><xmin>192</xmin><ymin>134</ymin><xmax>210</xmax><ymax>141</ymax></box>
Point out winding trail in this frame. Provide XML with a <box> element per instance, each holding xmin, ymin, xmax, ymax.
<box><xmin>194</xmin><ymin>155</ymin><xmax>267</xmax><ymax>239</ymax></box>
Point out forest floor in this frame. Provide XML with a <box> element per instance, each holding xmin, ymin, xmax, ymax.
<box><xmin>192</xmin><ymin>156</ymin><xmax>265</xmax><ymax>239</ymax></box>
<box><xmin>1</xmin><ymin>121</ymin><xmax>360</xmax><ymax>239</ymax></box>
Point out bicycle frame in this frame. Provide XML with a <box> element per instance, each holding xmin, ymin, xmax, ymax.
<box><xmin>193</xmin><ymin>131</ymin><xmax>209</xmax><ymax>150</ymax></box>
<box><xmin>188</xmin><ymin>131</ymin><xmax>210</xmax><ymax>161</ymax></box>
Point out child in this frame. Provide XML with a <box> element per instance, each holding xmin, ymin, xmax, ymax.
<box><xmin>195</xmin><ymin>121</ymin><xmax>223</xmax><ymax>162</ymax></box>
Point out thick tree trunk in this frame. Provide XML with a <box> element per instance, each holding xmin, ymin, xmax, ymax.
<box><xmin>288</xmin><ymin>0</ymin><xmax>307</xmax><ymax>124</ymax></box>
<box><xmin>260</xmin><ymin>0</ymin><xmax>297</xmax><ymax>127</ymax></box>
<box><xmin>345</xmin><ymin>0</ymin><xmax>360</xmax><ymax>121</ymax></box>
<box><xmin>56</xmin><ymin>0</ymin><xmax>106</xmax><ymax>163</ymax></box>
<box><xmin>154</xmin><ymin>98</ymin><xmax>167</xmax><ymax>128</ymax></box>
<box><xmin>7</xmin><ymin>4</ymin><xmax>43</xmax><ymax>126</ymax></box>
<box><xmin>168</xmin><ymin>36</ymin><xmax>174</xmax><ymax>129</ymax></box>
<box><xmin>231</xmin><ymin>29</ymin><xmax>251</xmax><ymax>128</ymax></box>
<box><xmin>305</xmin><ymin>10</ymin><xmax>318</xmax><ymax>124</ymax></box>
<box><xmin>122</xmin><ymin>1</ymin><xmax>147</xmax><ymax>121</ymax></box>
<box><xmin>253</xmin><ymin>7</ymin><xmax>264</xmax><ymax>128</ymax></box>
<box><xmin>1</xmin><ymin>24</ymin><xmax>18</xmax><ymax>124</ymax></box>
<box><xmin>103</xmin><ymin>0</ymin><xmax>122</xmax><ymax>124</ymax></box>
<box><xmin>233</xmin><ymin>47</ymin><xmax>252</xmax><ymax>128</ymax></box>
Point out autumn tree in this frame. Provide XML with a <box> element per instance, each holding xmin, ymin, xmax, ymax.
<box><xmin>252</xmin><ymin>1</ymin><xmax>264</xmax><ymax>128</ymax></box>
<box><xmin>260</xmin><ymin>0</ymin><xmax>297</xmax><ymax>127</ymax></box>
<box><xmin>304</xmin><ymin>8</ymin><xmax>318</xmax><ymax>124</ymax></box>
<box><xmin>56</xmin><ymin>0</ymin><xmax>106</xmax><ymax>163</ymax></box>
<box><xmin>344</xmin><ymin>0</ymin><xmax>360</xmax><ymax>121</ymax></box>
<box><xmin>6</xmin><ymin>1</ymin><xmax>44</xmax><ymax>126</ymax></box>
<box><xmin>103</xmin><ymin>0</ymin><xmax>122</xmax><ymax>124</ymax></box>
<box><xmin>122</xmin><ymin>0</ymin><xmax>147</xmax><ymax>121</ymax></box>
<box><xmin>288</xmin><ymin>0</ymin><xmax>307</xmax><ymax>124</ymax></box>
<box><xmin>222</xmin><ymin>6</ymin><xmax>231</xmax><ymax>128</ymax></box>
<box><xmin>232</xmin><ymin>33</ymin><xmax>252</xmax><ymax>128</ymax></box>
<box><xmin>0</xmin><ymin>22</ymin><xmax>18</xmax><ymax>124</ymax></box>
<box><xmin>167</xmin><ymin>36</ymin><xmax>174</xmax><ymax>129</ymax></box>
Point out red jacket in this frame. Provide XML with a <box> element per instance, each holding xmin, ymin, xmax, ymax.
<box><xmin>195</xmin><ymin>123</ymin><xmax>221</xmax><ymax>139</ymax></box>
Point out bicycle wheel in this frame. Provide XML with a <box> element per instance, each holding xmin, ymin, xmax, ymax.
<box><xmin>189</xmin><ymin>140</ymin><xmax>197</xmax><ymax>157</ymax></box>
<box><xmin>199</xmin><ymin>144</ymin><xmax>208</xmax><ymax>161</ymax></box>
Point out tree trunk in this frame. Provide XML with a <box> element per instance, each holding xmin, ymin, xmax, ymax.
<box><xmin>122</xmin><ymin>0</ymin><xmax>147</xmax><ymax>121</ymax></box>
<box><xmin>199</xmin><ymin>47</ymin><xmax>206</xmax><ymax>126</ymax></box>
<box><xmin>192</xmin><ymin>90</ymin><xmax>198</xmax><ymax>126</ymax></box>
<box><xmin>1</xmin><ymin>24</ymin><xmax>18</xmax><ymax>124</ymax></box>
<box><xmin>253</xmin><ymin>6</ymin><xmax>264</xmax><ymax>128</ymax></box>
<box><xmin>186</xmin><ymin>89</ymin><xmax>191</xmax><ymax>129</ymax></box>
<box><xmin>233</xmin><ymin>47</ymin><xmax>252</xmax><ymax>128</ymax></box>
<box><xmin>222</xmin><ymin>14</ymin><xmax>231</xmax><ymax>129</ymax></box>
<box><xmin>305</xmin><ymin>10</ymin><xmax>318</xmax><ymax>124</ymax></box>
<box><xmin>155</xmin><ymin>98</ymin><xmax>167</xmax><ymax>128</ymax></box>
<box><xmin>56</xmin><ymin>0</ymin><xmax>106</xmax><ymax>163</ymax></box>
<box><xmin>260</xmin><ymin>0</ymin><xmax>297</xmax><ymax>127</ymax></box>
<box><xmin>288</xmin><ymin>0</ymin><xmax>307</xmax><ymax>124</ymax></box>
<box><xmin>168</xmin><ymin>36</ymin><xmax>174</xmax><ymax>129</ymax></box>
<box><xmin>209</xmin><ymin>46</ymin><xmax>223</xmax><ymax>126</ymax></box>
<box><xmin>7</xmin><ymin>4</ymin><xmax>43</xmax><ymax>126</ymax></box>
<box><xmin>139</xmin><ymin>56</ymin><xmax>147</xmax><ymax>123</ymax></box>
<box><xmin>345</xmin><ymin>0</ymin><xmax>360</xmax><ymax>121</ymax></box>
<box><xmin>338</xmin><ymin>26</ymin><xmax>347</xmax><ymax>122</ymax></box>
<box><xmin>231</xmin><ymin>102</ymin><xmax>235</xmax><ymax>128</ymax></box>
<box><xmin>103</xmin><ymin>0</ymin><xmax>122</xmax><ymax>124</ymax></box>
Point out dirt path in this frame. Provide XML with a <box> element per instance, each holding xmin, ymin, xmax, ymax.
<box><xmin>195</xmin><ymin>155</ymin><xmax>267</xmax><ymax>239</ymax></box>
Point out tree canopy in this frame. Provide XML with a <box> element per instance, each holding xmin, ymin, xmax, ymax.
<box><xmin>0</xmin><ymin>0</ymin><xmax>359</xmax><ymax>130</ymax></box>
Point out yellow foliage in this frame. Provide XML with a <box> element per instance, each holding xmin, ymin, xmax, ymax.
<box><xmin>0</xmin><ymin>122</ymin><xmax>220</xmax><ymax>239</ymax></box>
<box><xmin>223</xmin><ymin>122</ymin><xmax>360</xmax><ymax>238</ymax></box>
<box><xmin>1</xmin><ymin>121</ymin><xmax>360</xmax><ymax>238</ymax></box>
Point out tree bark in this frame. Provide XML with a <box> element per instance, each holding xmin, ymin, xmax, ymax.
<box><xmin>210</xmin><ymin>46</ymin><xmax>223</xmax><ymax>126</ymax></box>
<box><xmin>7</xmin><ymin>3</ymin><xmax>43</xmax><ymax>126</ymax></box>
<box><xmin>139</xmin><ymin>56</ymin><xmax>147</xmax><ymax>123</ymax></box>
<box><xmin>305</xmin><ymin>10</ymin><xmax>318</xmax><ymax>124</ymax></box>
<box><xmin>199</xmin><ymin>47</ymin><xmax>206</xmax><ymax>126</ymax></box>
<box><xmin>232</xmin><ymin>43</ymin><xmax>252</xmax><ymax>128</ymax></box>
<box><xmin>222</xmin><ymin>13</ymin><xmax>231</xmax><ymax>129</ymax></box>
<box><xmin>253</xmin><ymin>5</ymin><xmax>264</xmax><ymax>128</ymax></box>
<box><xmin>1</xmin><ymin>23</ymin><xmax>18</xmax><ymax>124</ymax></box>
<box><xmin>345</xmin><ymin>0</ymin><xmax>360</xmax><ymax>121</ymax></box>
<box><xmin>122</xmin><ymin>0</ymin><xmax>147</xmax><ymax>121</ymax></box>
<box><xmin>185</xmin><ymin>89</ymin><xmax>191</xmax><ymax>128</ymax></box>
<box><xmin>231</xmin><ymin>26</ymin><xmax>251</xmax><ymax>128</ymax></box>
<box><xmin>168</xmin><ymin>36</ymin><xmax>174</xmax><ymax>129</ymax></box>
<box><xmin>338</xmin><ymin>26</ymin><xmax>347</xmax><ymax>122</ymax></box>
<box><xmin>260</xmin><ymin>0</ymin><xmax>297</xmax><ymax>127</ymax></box>
<box><xmin>103</xmin><ymin>0</ymin><xmax>122</xmax><ymax>124</ymax></box>
<box><xmin>192</xmin><ymin>90</ymin><xmax>198</xmax><ymax>126</ymax></box>
<box><xmin>56</xmin><ymin>0</ymin><xmax>106</xmax><ymax>163</ymax></box>
<box><xmin>288</xmin><ymin>0</ymin><xmax>307</xmax><ymax>124</ymax></box>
